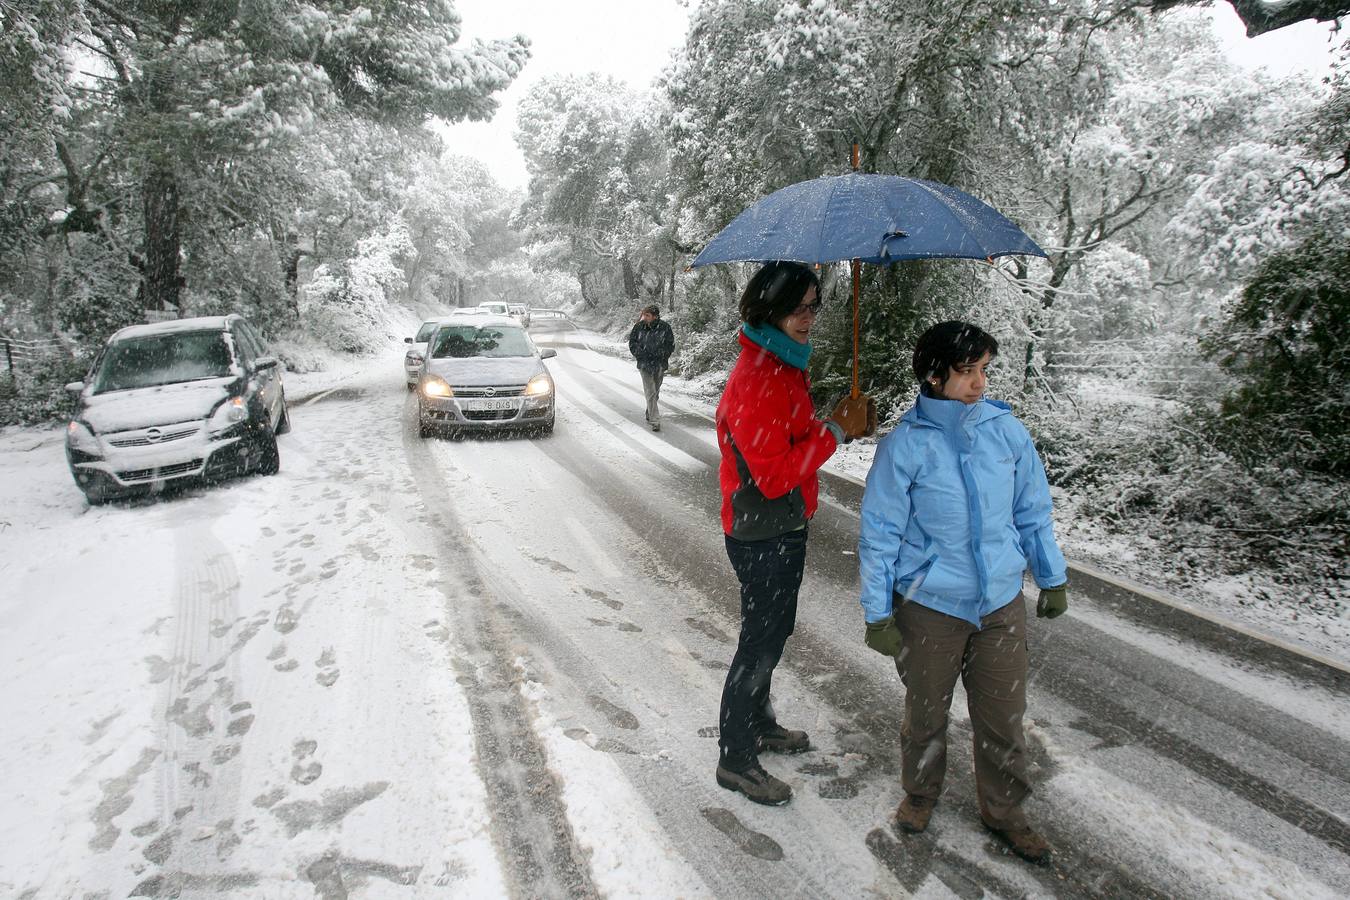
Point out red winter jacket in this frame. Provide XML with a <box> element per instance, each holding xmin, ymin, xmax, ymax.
<box><xmin>716</xmin><ymin>332</ymin><xmax>839</xmax><ymax>539</ymax></box>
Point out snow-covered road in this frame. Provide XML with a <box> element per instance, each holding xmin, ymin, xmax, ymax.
<box><xmin>2</xmin><ymin>320</ymin><xmax>1346</xmax><ymax>898</ymax></box>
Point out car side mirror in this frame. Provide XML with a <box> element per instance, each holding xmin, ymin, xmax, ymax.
<box><xmin>540</xmin><ymin>348</ymin><xmax>557</xmax><ymax>360</ymax></box>
<box><xmin>65</xmin><ymin>381</ymin><xmax>85</xmax><ymax>396</ymax></box>
<box><xmin>404</xmin><ymin>337</ymin><xmax>413</xmax><ymax>344</ymax></box>
<box><xmin>252</xmin><ymin>355</ymin><xmax>279</xmax><ymax>371</ymax></box>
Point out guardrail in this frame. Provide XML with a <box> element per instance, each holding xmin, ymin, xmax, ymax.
<box><xmin>2</xmin><ymin>335</ymin><xmax>65</xmax><ymax>375</ymax></box>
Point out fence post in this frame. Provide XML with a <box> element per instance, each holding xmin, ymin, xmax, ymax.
<box><xmin>3</xmin><ymin>339</ymin><xmax>12</xmax><ymax>376</ymax></box>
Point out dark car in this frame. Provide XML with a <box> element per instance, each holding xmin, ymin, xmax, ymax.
<box><xmin>64</xmin><ymin>314</ymin><xmax>290</xmax><ymax>503</ymax></box>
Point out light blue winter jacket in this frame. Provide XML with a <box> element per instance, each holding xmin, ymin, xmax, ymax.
<box><xmin>858</xmin><ymin>391</ymin><xmax>1067</xmax><ymax>627</ymax></box>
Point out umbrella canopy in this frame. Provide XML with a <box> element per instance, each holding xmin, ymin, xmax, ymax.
<box><xmin>691</xmin><ymin>173</ymin><xmax>1046</xmax><ymax>267</ymax></box>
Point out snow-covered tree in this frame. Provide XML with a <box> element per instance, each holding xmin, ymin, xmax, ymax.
<box><xmin>516</xmin><ymin>74</ymin><xmax>674</xmax><ymax>311</ymax></box>
<box><xmin>34</xmin><ymin>0</ymin><xmax>528</xmax><ymax>328</ymax></box>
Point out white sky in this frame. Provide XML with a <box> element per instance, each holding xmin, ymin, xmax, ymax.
<box><xmin>436</xmin><ymin>1</ymin><xmax>1342</xmax><ymax>191</ymax></box>
<box><xmin>435</xmin><ymin>0</ymin><xmax>692</xmax><ymax>190</ymax></box>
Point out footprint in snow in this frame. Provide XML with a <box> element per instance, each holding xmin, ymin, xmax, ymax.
<box><xmin>587</xmin><ymin>695</ymin><xmax>639</xmax><ymax>731</ymax></box>
<box><xmin>701</xmin><ymin>807</ymin><xmax>784</xmax><ymax>861</ymax></box>
<box><xmin>291</xmin><ymin>739</ymin><xmax>322</xmax><ymax>785</ymax></box>
<box><xmin>315</xmin><ymin>648</ymin><xmax>339</xmax><ymax>687</ymax></box>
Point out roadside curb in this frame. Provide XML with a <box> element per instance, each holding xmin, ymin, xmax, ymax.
<box><xmin>1065</xmin><ymin>560</ymin><xmax>1349</xmax><ymax>692</ymax></box>
<box><xmin>1066</xmin><ymin>558</ymin><xmax>1350</xmax><ymax>682</ymax></box>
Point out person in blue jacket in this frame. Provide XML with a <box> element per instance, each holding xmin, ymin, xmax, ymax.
<box><xmin>858</xmin><ymin>321</ymin><xmax>1068</xmax><ymax>865</ymax></box>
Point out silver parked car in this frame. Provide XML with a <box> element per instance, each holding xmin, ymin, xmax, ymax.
<box><xmin>64</xmin><ymin>314</ymin><xmax>290</xmax><ymax>503</ymax></box>
<box><xmin>416</xmin><ymin>315</ymin><xmax>556</xmax><ymax>437</ymax></box>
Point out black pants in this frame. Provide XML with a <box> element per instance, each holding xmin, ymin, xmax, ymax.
<box><xmin>718</xmin><ymin>528</ymin><xmax>807</xmax><ymax>770</ymax></box>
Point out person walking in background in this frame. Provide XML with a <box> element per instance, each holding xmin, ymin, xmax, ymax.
<box><xmin>628</xmin><ymin>304</ymin><xmax>675</xmax><ymax>431</ymax></box>
<box><xmin>857</xmin><ymin>321</ymin><xmax>1069</xmax><ymax>864</ymax></box>
<box><xmin>715</xmin><ymin>261</ymin><xmax>875</xmax><ymax>806</ymax></box>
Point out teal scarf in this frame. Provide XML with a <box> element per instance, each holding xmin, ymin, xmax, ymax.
<box><xmin>742</xmin><ymin>322</ymin><xmax>812</xmax><ymax>370</ymax></box>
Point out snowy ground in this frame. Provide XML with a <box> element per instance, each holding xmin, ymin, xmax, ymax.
<box><xmin>1</xmin><ymin>319</ymin><xmax>1346</xmax><ymax>897</ymax></box>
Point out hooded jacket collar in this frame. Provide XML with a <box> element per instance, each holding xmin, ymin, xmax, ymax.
<box><xmin>903</xmin><ymin>391</ymin><xmax>1011</xmax><ymax>450</ymax></box>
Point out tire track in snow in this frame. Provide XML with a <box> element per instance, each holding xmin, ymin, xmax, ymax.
<box><xmin>400</xmin><ymin>414</ymin><xmax>599</xmax><ymax>900</ymax></box>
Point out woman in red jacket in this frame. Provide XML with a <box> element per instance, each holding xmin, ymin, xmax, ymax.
<box><xmin>714</xmin><ymin>260</ymin><xmax>873</xmax><ymax>805</ymax></box>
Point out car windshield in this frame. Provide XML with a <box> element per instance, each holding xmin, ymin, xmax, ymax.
<box><xmin>429</xmin><ymin>325</ymin><xmax>532</xmax><ymax>359</ymax></box>
<box><xmin>92</xmin><ymin>331</ymin><xmax>235</xmax><ymax>394</ymax></box>
<box><xmin>415</xmin><ymin>322</ymin><xmax>439</xmax><ymax>342</ymax></box>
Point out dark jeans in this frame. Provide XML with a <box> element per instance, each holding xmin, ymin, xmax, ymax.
<box><xmin>718</xmin><ymin>527</ymin><xmax>807</xmax><ymax>770</ymax></box>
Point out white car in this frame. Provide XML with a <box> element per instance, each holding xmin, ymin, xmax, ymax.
<box><xmin>65</xmin><ymin>314</ymin><xmax>290</xmax><ymax>503</ymax></box>
<box><xmin>404</xmin><ymin>317</ymin><xmax>454</xmax><ymax>389</ymax></box>
<box><xmin>477</xmin><ymin>301</ymin><xmax>510</xmax><ymax>317</ymax></box>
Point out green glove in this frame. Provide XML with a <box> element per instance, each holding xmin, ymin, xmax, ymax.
<box><xmin>1037</xmin><ymin>584</ymin><xmax>1069</xmax><ymax>619</ymax></box>
<box><xmin>864</xmin><ymin>616</ymin><xmax>903</xmax><ymax>657</ymax></box>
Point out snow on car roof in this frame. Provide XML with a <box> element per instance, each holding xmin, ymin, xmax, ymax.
<box><xmin>111</xmin><ymin>315</ymin><xmax>236</xmax><ymax>342</ymax></box>
<box><xmin>436</xmin><ymin>313</ymin><xmax>518</xmax><ymax>326</ymax></box>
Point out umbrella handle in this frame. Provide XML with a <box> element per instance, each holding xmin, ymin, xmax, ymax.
<box><xmin>851</xmin><ymin>258</ymin><xmax>860</xmax><ymax>400</ymax></box>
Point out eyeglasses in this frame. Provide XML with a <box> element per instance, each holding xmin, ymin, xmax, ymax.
<box><xmin>788</xmin><ymin>300</ymin><xmax>823</xmax><ymax>317</ymax></box>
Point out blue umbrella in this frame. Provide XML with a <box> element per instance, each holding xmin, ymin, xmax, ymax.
<box><xmin>690</xmin><ymin>171</ymin><xmax>1046</xmax><ymax>399</ymax></box>
<box><xmin>691</xmin><ymin>173</ymin><xmax>1046</xmax><ymax>267</ymax></box>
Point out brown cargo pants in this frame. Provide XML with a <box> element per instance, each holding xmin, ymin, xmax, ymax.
<box><xmin>894</xmin><ymin>594</ymin><xmax>1031</xmax><ymax>829</ymax></box>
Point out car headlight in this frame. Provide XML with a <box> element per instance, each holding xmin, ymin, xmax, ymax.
<box><xmin>422</xmin><ymin>377</ymin><xmax>453</xmax><ymax>398</ymax></box>
<box><xmin>524</xmin><ymin>374</ymin><xmax>553</xmax><ymax>397</ymax></box>
<box><xmin>67</xmin><ymin>420</ymin><xmax>101</xmax><ymax>454</ymax></box>
<box><xmin>208</xmin><ymin>396</ymin><xmax>248</xmax><ymax>436</ymax></box>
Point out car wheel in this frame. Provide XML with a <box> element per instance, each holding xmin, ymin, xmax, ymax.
<box><xmin>255</xmin><ymin>427</ymin><xmax>280</xmax><ymax>475</ymax></box>
<box><xmin>274</xmin><ymin>400</ymin><xmax>292</xmax><ymax>435</ymax></box>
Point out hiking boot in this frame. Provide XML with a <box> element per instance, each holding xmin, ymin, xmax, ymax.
<box><xmin>715</xmin><ymin>763</ymin><xmax>792</xmax><ymax>806</ymax></box>
<box><xmin>756</xmin><ymin>724</ymin><xmax>810</xmax><ymax>754</ymax></box>
<box><xmin>893</xmin><ymin>794</ymin><xmax>936</xmax><ymax>833</ymax></box>
<box><xmin>984</xmin><ymin>821</ymin><xmax>1052</xmax><ymax>865</ymax></box>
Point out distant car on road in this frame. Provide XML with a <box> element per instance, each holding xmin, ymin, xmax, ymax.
<box><xmin>416</xmin><ymin>314</ymin><xmax>556</xmax><ymax>438</ymax></box>
<box><xmin>508</xmin><ymin>304</ymin><xmax>531</xmax><ymax>328</ymax></box>
<box><xmin>64</xmin><ymin>314</ymin><xmax>290</xmax><ymax>504</ymax></box>
<box><xmin>404</xmin><ymin>316</ymin><xmax>458</xmax><ymax>389</ymax></box>
<box><xmin>477</xmin><ymin>301</ymin><xmax>510</xmax><ymax>317</ymax></box>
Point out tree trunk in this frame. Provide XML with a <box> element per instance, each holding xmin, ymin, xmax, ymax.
<box><xmin>578</xmin><ymin>271</ymin><xmax>596</xmax><ymax>309</ymax></box>
<box><xmin>142</xmin><ymin>164</ymin><xmax>182</xmax><ymax>312</ymax></box>
<box><xmin>1022</xmin><ymin>252</ymin><xmax>1075</xmax><ymax>386</ymax></box>
<box><xmin>621</xmin><ymin>257</ymin><xmax>639</xmax><ymax>302</ymax></box>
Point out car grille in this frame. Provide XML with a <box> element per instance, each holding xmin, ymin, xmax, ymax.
<box><xmin>454</xmin><ymin>385</ymin><xmax>525</xmax><ymax>398</ymax></box>
<box><xmin>108</xmin><ymin>425</ymin><xmax>200</xmax><ymax>447</ymax></box>
<box><xmin>117</xmin><ymin>460</ymin><xmax>203</xmax><ymax>483</ymax></box>
<box><xmin>462</xmin><ymin>409</ymin><xmax>517</xmax><ymax>421</ymax></box>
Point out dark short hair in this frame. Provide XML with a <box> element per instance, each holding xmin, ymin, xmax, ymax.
<box><xmin>739</xmin><ymin>261</ymin><xmax>819</xmax><ymax>327</ymax></box>
<box><xmin>913</xmin><ymin>321</ymin><xmax>999</xmax><ymax>388</ymax></box>
<box><xmin>642</xmin><ymin>304</ymin><xmax>660</xmax><ymax>317</ymax></box>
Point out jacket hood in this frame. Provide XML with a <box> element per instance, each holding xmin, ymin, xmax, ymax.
<box><xmin>80</xmin><ymin>377</ymin><xmax>238</xmax><ymax>433</ymax></box>
<box><xmin>424</xmin><ymin>355</ymin><xmax>546</xmax><ymax>386</ymax></box>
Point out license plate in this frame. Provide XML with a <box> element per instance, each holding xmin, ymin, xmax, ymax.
<box><xmin>463</xmin><ymin>398</ymin><xmax>516</xmax><ymax>411</ymax></box>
